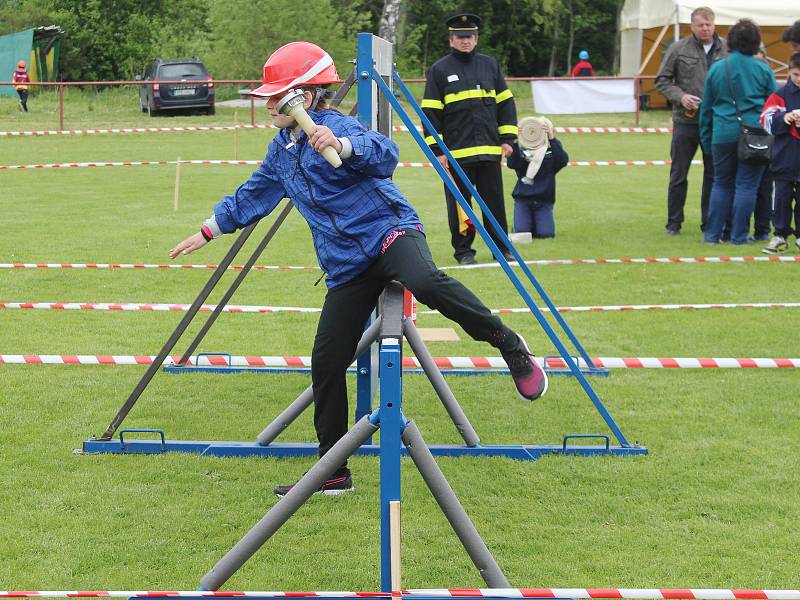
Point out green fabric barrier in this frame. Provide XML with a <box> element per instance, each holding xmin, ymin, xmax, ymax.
<box><xmin>0</xmin><ymin>28</ymin><xmax>33</xmax><ymax>98</ymax></box>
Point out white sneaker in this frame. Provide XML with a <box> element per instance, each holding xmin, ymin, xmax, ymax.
<box><xmin>762</xmin><ymin>236</ymin><xmax>788</xmax><ymax>255</ymax></box>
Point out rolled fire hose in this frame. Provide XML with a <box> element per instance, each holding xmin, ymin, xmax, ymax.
<box><xmin>276</xmin><ymin>89</ymin><xmax>343</xmax><ymax>168</ymax></box>
<box><xmin>517</xmin><ymin>116</ymin><xmax>552</xmax><ymax>184</ymax></box>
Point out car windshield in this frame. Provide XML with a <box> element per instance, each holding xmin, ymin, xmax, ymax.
<box><xmin>159</xmin><ymin>64</ymin><xmax>206</xmax><ymax>79</ymax></box>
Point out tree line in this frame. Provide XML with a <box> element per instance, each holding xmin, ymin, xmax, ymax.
<box><xmin>0</xmin><ymin>0</ymin><xmax>622</xmax><ymax>82</ymax></box>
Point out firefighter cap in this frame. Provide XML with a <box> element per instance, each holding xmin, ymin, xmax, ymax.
<box><xmin>446</xmin><ymin>13</ymin><xmax>481</xmax><ymax>37</ymax></box>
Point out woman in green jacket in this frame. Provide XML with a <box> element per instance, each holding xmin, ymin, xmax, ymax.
<box><xmin>700</xmin><ymin>19</ymin><xmax>777</xmax><ymax>244</ymax></box>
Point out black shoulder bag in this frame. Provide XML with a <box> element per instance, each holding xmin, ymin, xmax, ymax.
<box><xmin>724</xmin><ymin>59</ymin><xmax>773</xmax><ymax>165</ymax></box>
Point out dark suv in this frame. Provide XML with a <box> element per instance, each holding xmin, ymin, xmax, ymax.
<box><xmin>138</xmin><ymin>58</ymin><xmax>215</xmax><ymax>116</ymax></box>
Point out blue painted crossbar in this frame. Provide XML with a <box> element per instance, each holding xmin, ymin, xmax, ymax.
<box><xmin>83</xmin><ymin>436</ymin><xmax>646</xmax><ymax>460</ymax></box>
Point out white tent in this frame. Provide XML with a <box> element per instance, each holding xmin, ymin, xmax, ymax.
<box><xmin>619</xmin><ymin>1</ymin><xmax>797</xmax><ymax>106</ymax></box>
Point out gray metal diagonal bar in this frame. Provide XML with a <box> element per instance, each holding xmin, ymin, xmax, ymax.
<box><xmin>178</xmin><ymin>202</ymin><xmax>295</xmax><ymax>365</ymax></box>
<box><xmin>200</xmin><ymin>416</ymin><xmax>379</xmax><ymax>591</ymax></box>
<box><xmin>402</xmin><ymin>319</ymin><xmax>480</xmax><ymax>447</ymax></box>
<box><xmin>98</xmin><ymin>222</ymin><xmax>258</xmax><ymax>441</ymax></box>
<box><xmin>401</xmin><ymin>419</ymin><xmax>509</xmax><ymax>587</ymax></box>
<box><xmin>256</xmin><ymin>316</ymin><xmax>383</xmax><ymax>445</ymax></box>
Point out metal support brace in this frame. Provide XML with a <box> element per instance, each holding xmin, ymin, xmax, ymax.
<box><xmin>199</xmin><ymin>416</ymin><xmax>380</xmax><ymax>591</ymax></box>
<box><xmin>256</xmin><ymin>316</ymin><xmax>383</xmax><ymax>446</ymax></box>
<box><xmin>99</xmin><ymin>221</ymin><xmax>259</xmax><ymax>440</ymax></box>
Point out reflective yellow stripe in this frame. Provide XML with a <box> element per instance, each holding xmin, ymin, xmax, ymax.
<box><xmin>444</xmin><ymin>88</ymin><xmax>496</xmax><ymax>105</ymax></box>
<box><xmin>450</xmin><ymin>145</ymin><xmax>503</xmax><ymax>159</ymax></box>
<box><xmin>421</xmin><ymin>98</ymin><xmax>444</xmax><ymax>110</ymax></box>
<box><xmin>496</xmin><ymin>89</ymin><xmax>514</xmax><ymax>103</ymax></box>
<box><xmin>424</xmin><ymin>135</ymin><xmax>437</xmax><ymax>146</ymax></box>
<box><xmin>498</xmin><ymin>125</ymin><xmax>518</xmax><ymax>135</ymax></box>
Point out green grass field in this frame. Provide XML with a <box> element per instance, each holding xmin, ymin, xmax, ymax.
<box><xmin>1</xmin><ymin>89</ymin><xmax>799</xmax><ymax>591</ymax></box>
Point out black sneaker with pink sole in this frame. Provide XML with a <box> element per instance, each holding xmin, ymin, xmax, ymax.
<box><xmin>500</xmin><ymin>334</ymin><xmax>548</xmax><ymax>401</ymax></box>
<box><xmin>273</xmin><ymin>467</ymin><xmax>354</xmax><ymax>497</ymax></box>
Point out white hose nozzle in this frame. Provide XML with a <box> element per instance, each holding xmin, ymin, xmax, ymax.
<box><xmin>276</xmin><ymin>89</ymin><xmax>342</xmax><ymax>168</ymax></box>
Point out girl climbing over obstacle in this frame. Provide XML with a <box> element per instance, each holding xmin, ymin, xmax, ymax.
<box><xmin>169</xmin><ymin>41</ymin><xmax>548</xmax><ymax>496</ymax></box>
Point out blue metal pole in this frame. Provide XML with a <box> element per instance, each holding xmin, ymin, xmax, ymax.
<box><xmin>374</xmin><ymin>69</ymin><xmax>630</xmax><ymax>448</ymax></box>
<box><xmin>355</xmin><ymin>32</ymin><xmax>377</xmax><ymax>441</ymax></box>
<box><xmin>379</xmin><ymin>337</ymin><xmax>403</xmax><ymax>592</ymax></box>
<box><xmin>391</xmin><ymin>72</ymin><xmax>597</xmax><ymax>370</ymax></box>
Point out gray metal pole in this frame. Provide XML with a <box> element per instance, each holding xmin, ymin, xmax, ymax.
<box><xmin>402</xmin><ymin>320</ymin><xmax>480</xmax><ymax>447</ymax></box>
<box><xmin>178</xmin><ymin>202</ymin><xmax>295</xmax><ymax>365</ymax></box>
<box><xmin>256</xmin><ymin>316</ymin><xmax>383</xmax><ymax>446</ymax></box>
<box><xmin>98</xmin><ymin>222</ymin><xmax>258</xmax><ymax>441</ymax></box>
<box><xmin>200</xmin><ymin>416</ymin><xmax>380</xmax><ymax>591</ymax></box>
<box><xmin>401</xmin><ymin>420</ymin><xmax>510</xmax><ymax>588</ymax></box>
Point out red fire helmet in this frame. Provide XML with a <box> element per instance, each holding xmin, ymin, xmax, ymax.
<box><xmin>251</xmin><ymin>41</ymin><xmax>340</xmax><ymax>98</ymax></box>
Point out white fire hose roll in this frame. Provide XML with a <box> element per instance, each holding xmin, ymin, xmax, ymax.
<box><xmin>517</xmin><ymin>116</ymin><xmax>552</xmax><ymax>184</ymax></box>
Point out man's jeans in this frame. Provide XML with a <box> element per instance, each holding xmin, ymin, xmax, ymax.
<box><xmin>705</xmin><ymin>142</ymin><xmax>766</xmax><ymax>244</ymax></box>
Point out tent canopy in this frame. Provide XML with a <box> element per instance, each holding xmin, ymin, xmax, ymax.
<box><xmin>621</xmin><ymin>0</ymin><xmax>798</xmax><ymax>30</ymax></box>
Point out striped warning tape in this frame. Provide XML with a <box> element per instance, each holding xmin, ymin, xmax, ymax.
<box><xmin>0</xmin><ymin>591</ymin><xmax>795</xmax><ymax>599</ymax></box>
<box><xmin>2</xmin><ymin>255</ymin><xmax>797</xmax><ymax>272</ymax></box>
<box><xmin>0</xmin><ymin>159</ymin><xmax>698</xmax><ymax>170</ymax></box>
<box><xmin>2</xmin><ymin>301</ymin><xmax>798</xmax><ymax>315</ymax></box>
<box><xmin>0</xmin><ymin>302</ymin><xmax>322</xmax><ymax>313</ymax></box>
<box><xmin>0</xmin><ymin>355</ymin><xmax>798</xmax><ymax>368</ymax></box>
<box><xmin>0</xmin><ymin>262</ymin><xmax>315</xmax><ymax>270</ymax></box>
<box><xmin>0</xmin><ymin>124</ymin><xmax>671</xmax><ymax>138</ymax></box>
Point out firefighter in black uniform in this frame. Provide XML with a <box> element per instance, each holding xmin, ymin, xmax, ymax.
<box><xmin>422</xmin><ymin>13</ymin><xmax>518</xmax><ymax>265</ymax></box>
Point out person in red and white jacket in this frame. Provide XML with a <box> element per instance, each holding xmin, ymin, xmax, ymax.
<box><xmin>760</xmin><ymin>52</ymin><xmax>800</xmax><ymax>254</ymax></box>
<box><xmin>12</xmin><ymin>60</ymin><xmax>30</xmax><ymax>112</ymax></box>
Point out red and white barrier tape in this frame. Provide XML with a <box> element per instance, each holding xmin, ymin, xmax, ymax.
<box><xmin>2</xmin><ymin>301</ymin><xmax>797</xmax><ymax>315</ymax></box>
<box><xmin>0</xmin><ymin>594</ymin><xmax>382</xmax><ymax>598</ymax></box>
<box><xmin>0</xmin><ymin>124</ymin><xmax>670</xmax><ymax>138</ymax></box>
<box><xmin>2</xmin><ymin>255</ymin><xmax>797</xmax><ymax>273</ymax></box>
<box><xmin>0</xmin><ymin>302</ymin><xmax>321</xmax><ymax>313</ymax></box>
<box><xmin>0</xmin><ymin>262</ymin><xmax>315</xmax><ymax>270</ymax></box>
<box><xmin>443</xmin><ymin>255</ymin><xmax>800</xmax><ymax>269</ymax></box>
<box><xmin>1</xmin><ymin>355</ymin><xmax>798</xmax><ymax>369</ymax></box>
<box><xmin>0</xmin><ymin>591</ymin><xmax>796</xmax><ymax>599</ymax></box>
<box><xmin>406</xmin><ymin>591</ymin><xmax>800</xmax><ymax>600</ymax></box>
<box><xmin>0</xmin><ymin>159</ymin><xmax>695</xmax><ymax>171</ymax></box>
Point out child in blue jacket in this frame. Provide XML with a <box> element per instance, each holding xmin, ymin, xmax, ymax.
<box><xmin>506</xmin><ymin>117</ymin><xmax>569</xmax><ymax>239</ymax></box>
<box><xmin>170</xmin><ymin>42</ymin><xmax>549</xmax><ymax>496</ymax></box>
<box><xmin>760</xmin><ymin>52</ymin><xmax>800</xmax><ymax>254</ymax></box>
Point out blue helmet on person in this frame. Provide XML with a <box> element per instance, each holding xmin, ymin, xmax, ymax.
<box><xmin>579</xmin><ymin>50</ymin><xmax>589</xmax><ymax>60</ymax></box>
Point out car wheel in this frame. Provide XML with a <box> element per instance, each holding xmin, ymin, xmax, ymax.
<box><xmin>148</xmin><ymin>100</ymin><xmax>158</xmax><ymax>117</ymax></box>
<box><xmin>206</xmin><ymin>104</ymin><xmax>215</xmax><ymax>116</ymax></box>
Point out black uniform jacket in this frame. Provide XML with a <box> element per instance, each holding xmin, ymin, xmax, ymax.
<box><xmin>422</xmin><ymin>49</ymin><xmax>518</xmax><ymax>164</ymax></box>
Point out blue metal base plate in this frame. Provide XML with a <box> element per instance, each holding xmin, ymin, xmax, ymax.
<box><xmin>83</xmin><ymin>437</ymin><xmax>646</xmax><ymax>460</ymax></box>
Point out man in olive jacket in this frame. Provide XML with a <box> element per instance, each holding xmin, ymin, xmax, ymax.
<box><xmin>656</xmin><ymin>6</ymin><xmax>727</xmax><ymax>235</ymax></box>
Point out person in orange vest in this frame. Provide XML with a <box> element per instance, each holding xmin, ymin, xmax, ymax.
<box><xmin>571</xmin><ymin>50</ymin><xmax>595</xmax><ymax>77</ymax></box>
<box><xmin>12</xmin><ymin>60</ymin><xmax>31</xmax><ymax>112</ymax></box>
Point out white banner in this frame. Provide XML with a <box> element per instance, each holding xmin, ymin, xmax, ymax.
<box><xmin>531</xmin><ymin>79</ymin><xmax>637</xmax><ymax>114</ymax></box>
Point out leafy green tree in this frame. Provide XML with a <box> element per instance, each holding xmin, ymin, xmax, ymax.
<box><xmin>205</xmin><ymin>0</ymin><xmax>352</xmax><ymax>82</ymax></box>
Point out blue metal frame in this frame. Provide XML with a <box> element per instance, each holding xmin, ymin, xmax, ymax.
<box><xmin>83</xmin><ymin>436</ymin><xmax>646</xmax><ymax>459</ymax></box>
<box><xmin>376</xmin><ymin>338</ymin><xmax>404</xmax><ymax>591</ymax></box>
<box><xmin>377</xmin><ymin>69</ymin><xmax>631</xmax><ymax>448</ymax></box>
<box><xmin>83</xmin><ymin>33</ymin><xmax>643</xmax><ymax>465</ymax></box>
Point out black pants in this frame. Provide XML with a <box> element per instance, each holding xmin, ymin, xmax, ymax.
<box><xmin>773</xmin><ymin>179</ymin><xmax>800</xmax><ymax>238</ymax></box>
<box><xmin>666</xmin><ymin>122</ymin><xmax>713</xmax><ymax>232</ymax></box>
<box><xmin>753</xmin><ymin>172</ymin><xmax>774</xmax><ymax>239</ymax></box>
<box><xmin>444</xmin><ymin>160</ymin><xmax>509</xmax><ymax>260</ymax></box>
<box><xmin>17</xmin><ymin>89</ymin><xmax>28</xmax><ymax>112</ymax></box>
<box><xmin>311</xmin><ymin>228</ymin><xmax>508</xmax><ymax>457</ymax></box>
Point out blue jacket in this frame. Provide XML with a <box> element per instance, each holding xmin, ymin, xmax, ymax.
<box><xmin>506</xmin><ymin>139</ymin><xmax>569</xmax><ymax>204</ymax></box>
<box><xmin>700</xmin><ymin>51</ymin><xmax>776</xmax><ymax>152</ymax></box>
<box><xmin>211</xmin><ymin>110</ymin><xmax>423</xmax><ymax>288</ymax></box>
<box><xmin>762</xmin><ymin>80</ymin><xmax>800</xmax><ymax>182</ymax></box>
